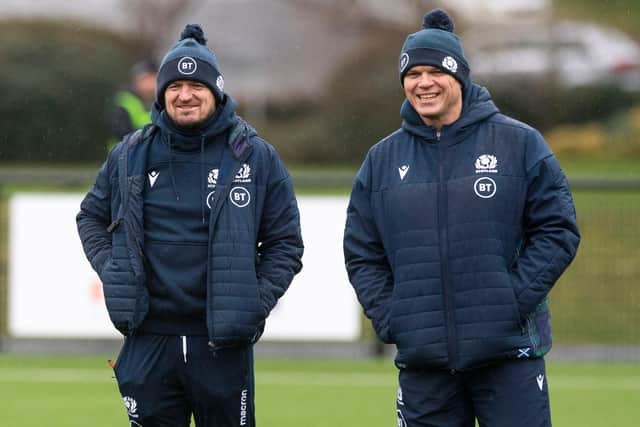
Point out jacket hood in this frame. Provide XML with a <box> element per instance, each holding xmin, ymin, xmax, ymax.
<box><xmin>151</xmin><ymin>94</ymin><xmax>238</xmax><ymax>151</ymax></box>
<box><xmin>400</xmin><ymin>83</ymin><xmax>499</xmax><ymax>142</ymax></box>
<box><xmin>149</xmin><ymin>94</ymin><xmax>242</xmax><ymax>213</ymax></box>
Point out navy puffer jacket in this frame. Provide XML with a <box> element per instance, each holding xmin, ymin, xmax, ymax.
<box><xmin>77</xmin><ymin>116</ymin><xmax>303</xmax><ymax>348</ymax></box>
<box><xmin>344</xmin><ymin>84</ymin><xmax>579</xmax><ymax>370</ymax></box>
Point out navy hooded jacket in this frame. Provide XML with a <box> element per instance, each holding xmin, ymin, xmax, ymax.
<box><xmin>77</xmin><ymin>96</ymin><xmax>303</xmax><ymax>348</ymax></box>
<box><xmin>343</xmin><ymin>84</ymin><xmax>579</xmax><ymax>370</ymax></box>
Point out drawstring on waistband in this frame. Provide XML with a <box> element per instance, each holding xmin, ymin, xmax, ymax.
<box><xmin>181</xmin><ymin>335</ymin><xmax>188</xmax><ymax>364</ymax></box>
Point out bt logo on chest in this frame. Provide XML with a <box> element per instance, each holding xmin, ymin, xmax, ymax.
<box><xmin>474</xmin><ymin>177</ymin><xmax>497</xmax><ymax>199</ymax></box>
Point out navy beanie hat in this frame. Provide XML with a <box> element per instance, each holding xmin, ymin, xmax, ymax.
<box><xmin>156</xmin><ymin>24</ymin><xmax>225</xmax><ymax>105</ymax></box>
<box><xmin>399</xmin><ymin>9</ymin><xmax>470</xmax><ymax>90</ymax></box>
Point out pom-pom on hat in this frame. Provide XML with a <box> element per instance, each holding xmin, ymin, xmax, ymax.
<box><xmin>156</xmin><ymin>24</ymin><xmax>225</xmax><ymax>105</ymax></box>
<box><xmin>399</xmin><ymin>9</ymin><xmax>470</xmax><ymax>90</ymax></box>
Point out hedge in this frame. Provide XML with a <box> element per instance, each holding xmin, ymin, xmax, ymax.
<box><xmin>0</xmin><ymin>20</ymin><xmax>144</xmax><ymax>163</ymax></box>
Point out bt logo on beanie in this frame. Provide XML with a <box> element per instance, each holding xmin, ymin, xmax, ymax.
<box><xmin>400</xmin><ymin>53</ymin><xmax>410</xmax><ymax>73</ymax></box>
<box><xmin>178</xmin><ymin>57</ymin><xmax>197</xmax><ymax>75</ymax></box>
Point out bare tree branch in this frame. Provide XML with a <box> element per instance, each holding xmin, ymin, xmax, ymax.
<box><xmin>121</xmin><ymin>0</ymin><xmax>194</xmax><ymax>51</ymax></box>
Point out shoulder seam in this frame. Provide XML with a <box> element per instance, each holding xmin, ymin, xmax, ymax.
<box><xmin>486</xmin><ymin>114</ymin><xmax>537</xmax><ymax>133</ymax></box>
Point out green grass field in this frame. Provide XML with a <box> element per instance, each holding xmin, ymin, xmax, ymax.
<box><xmin>1</xmin><ymin>355</ymin><xmax>638</xmax><ymax>427</ymax></box>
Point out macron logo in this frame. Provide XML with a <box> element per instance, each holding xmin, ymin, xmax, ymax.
<box><xmin>148</xmin><ymin>171</ymin><xmax>159</xmax><ymax>188</ymax></box>
<box><xmin>398</xmin><ymin>165</ymin><xmax>410</xmax><ymax>180</ymax></box>
<box><xmin>239</xmin><ymin>389</ymin><xmax>248</xmax><ymax>425</ymax></box>
<box><xmin>536</xmin><ymin>374</ymin><xmax>545</xmax><ymax>391</ymax></box>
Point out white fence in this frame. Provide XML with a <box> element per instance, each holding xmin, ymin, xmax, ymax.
<box><xmin>8</xmin><ymin>193</ymin><xmax>361</xmax><ymax>341</ymax></box>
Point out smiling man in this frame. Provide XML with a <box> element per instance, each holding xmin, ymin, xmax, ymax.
<box><xmin>343</xmin><ymin>9</ymin><xmax>580</xmax><ymax>427</ymax></box>
<box><xmin>402</xmin><ymin>64</ymin><xmax>462</xmax><ymax>129</ymax></box>
<box><xmin>164</xmin><ymin>80</ymin><xmax>216</xmax><ymax>127</ymax></box>
<box><xmin>77</xmin><ymin>24</ymin><xmax>303</xmax><ymax>427</ymax></box>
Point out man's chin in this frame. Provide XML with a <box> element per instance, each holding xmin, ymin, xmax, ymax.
<box><xmin>174</xmin><ymin>116</ymin><xmax>204</xmax><ymax>129</ymax></box>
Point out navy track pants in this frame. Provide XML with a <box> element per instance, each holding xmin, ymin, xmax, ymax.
<box><xmin>113</xmin><ymin>334</ymin><xmax>255</xmax><ymax>427</ymax></box>
<box><xmin>396</xmin><ymin>358</ymin><xmax>551</xmax><ymax>427</ymax></box>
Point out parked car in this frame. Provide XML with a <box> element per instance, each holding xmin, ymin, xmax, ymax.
<box><xmin>443</xmin><ymin>0</ymin><xmax>551</xmax><ymax>23</ymax></box>
<box><xmin>462</xmin><ymin>21</ymin><xmax>640</xmax><ymax>91</ymax></box>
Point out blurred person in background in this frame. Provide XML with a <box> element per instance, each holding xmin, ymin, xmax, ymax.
<box><xmin>78</xmin><ymin>24</ymin><xmax>303</xmax><ymax>426</ymax></box>
<box><xmin>107</xmin><ymin>58</ymin><xmax>157</xmax><ymax>151</ymax></box>
<box><xmin>343</xmin><ymin>9</ymin><xmax>579</xmax><ymax>427</ymax></box>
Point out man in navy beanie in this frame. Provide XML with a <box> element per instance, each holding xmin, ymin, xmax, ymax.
<box><xmin>78</xmin><ymin>24</ymin><xmax>303</xmax><ymax>426</ymax></box>
<box><xmin>344</xmin><ymin>9</ymin><xmax>579</xmax><ymax>427</ymax></box>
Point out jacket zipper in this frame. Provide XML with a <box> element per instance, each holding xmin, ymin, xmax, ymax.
<box><xmin>436</xmin><ymin>130</ymin><xmax>458</xmax><ymax>370</ymax></box>
<box><xmin>205</xmin><ymin>141</ymin><xmax>252</xmax><ymax>347</ymax></box>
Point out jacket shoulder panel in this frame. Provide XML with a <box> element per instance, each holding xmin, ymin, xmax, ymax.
<box><xmin>485</xmin><ymin>113</ymin><xmax>552</xmax><ymax>171</ymax></box>
<box><xmin>368</xmin><ymin>128</ymin><xmax>407</xmax><ymax>158</ymax></box>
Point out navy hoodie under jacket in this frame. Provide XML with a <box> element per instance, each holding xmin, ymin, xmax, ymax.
<box><xmin>344</xmin><ymin>84</ymin><xmax>580</xmax><ymax>370</ymax></box>
<box><xmin>138</xmin><ymin>97</ymin><xmax>237</xmax><ymax>335</ymax></box>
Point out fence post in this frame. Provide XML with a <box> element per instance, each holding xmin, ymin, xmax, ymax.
<box><xmin>0</xmin><ymin>184</ymin><xmax>8</xmax><ymax>340</ymax></box>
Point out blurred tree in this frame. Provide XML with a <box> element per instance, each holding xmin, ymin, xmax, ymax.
<box><xmin>122</xmin><ymin>0</ymin><xmax>194</xmax><ymax>52</ymax></box>
<box><xmin>0</xmin><ymin>20</ymin><xmax>144</xmax><ymax>163</ymax></box>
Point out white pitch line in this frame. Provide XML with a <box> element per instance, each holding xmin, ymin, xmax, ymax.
<box><xmin>257</xmin><ymin>372</ymin><xmax>394</xmax><ymax>387</ymax></box>
<box><xmin>0</xmin><ymin>368</ymin><xmax>115</xmax><ymax>383</ymax></box>
<box><xmin>549</xmin><ymin>375</ymin><xmax>640</xmax><ymax>391</ymax></box>
<box><xmin>0</xmin><ymin>368</ymin><xmax>638</xmax><ymax>391</ymax></box>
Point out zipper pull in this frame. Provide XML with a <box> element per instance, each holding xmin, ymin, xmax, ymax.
<box><xmin>107</xmin><ymin>218</ymin><xmax>121</xmax><ymax>232</ymax></box>
<box><xmin>208</xmin><ymin>340</ymin><xmax>218</xmax><ymax>357</ymax></box>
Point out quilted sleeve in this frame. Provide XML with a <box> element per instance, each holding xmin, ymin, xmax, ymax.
<box><xmin>343</xmin><ymin>155</ymin><xmax>394</xmax><ymax>343</ymax></box>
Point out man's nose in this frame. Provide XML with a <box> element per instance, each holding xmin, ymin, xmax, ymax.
<box><xmin>417</xmin><ymin>73</ymin><xmax>433</xmax><ymax>86</ymax></box>
<box><xmin>178</xmin><ymin>86</ymin><xmax>193</xmax><ymax>100</ymax></box>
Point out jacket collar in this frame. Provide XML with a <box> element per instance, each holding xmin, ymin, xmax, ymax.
<box><xmin>400</xmin><ymin>83</ymin><xmax>499</xmax><ymax>144</ymax></box>
<box><xmin>150</xmin><ymin>94</ymin><xmax>239</xmax><ymax>152</ymax></box>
